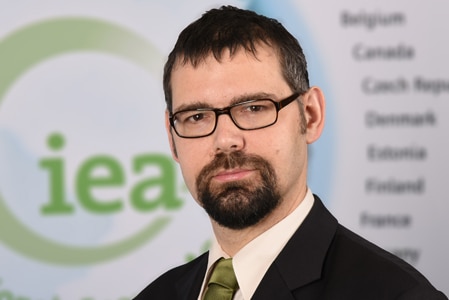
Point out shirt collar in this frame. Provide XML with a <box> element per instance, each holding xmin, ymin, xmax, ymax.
<box><xmin>202</xmin><ymin>188</ymin><xmax>315</xmax><ymax>300</ymax></box>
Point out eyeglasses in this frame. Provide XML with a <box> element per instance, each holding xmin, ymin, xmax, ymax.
<box><xmin>169</xmin><ymin>92</ymin><xmax>300</xmax><ymax>138</ymax></box>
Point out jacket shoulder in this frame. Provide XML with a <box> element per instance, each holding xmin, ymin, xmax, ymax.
<box><xmin>133</xmin><ymin>252</ymin><xmax>208</xmax><ymax>299</ymax></box>
<box><xmin>324</xmin><ymin>224</ymin><xmax>447</xmax><ymax>298</ymax></box>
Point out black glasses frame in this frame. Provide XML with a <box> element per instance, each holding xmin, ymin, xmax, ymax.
<box><xmin>169</xmin><ymin>92</ymin><xmax>300</xmax><ymax>138</ymax></box>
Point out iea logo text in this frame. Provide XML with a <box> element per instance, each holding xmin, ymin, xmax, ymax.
<box><xmin>41</xmin><ymin>132</ymin><xmax>182</xmax><ymax>215</ymax></box>
<box><xmin>0</xmin><ymin>17</ymin><xmax>183</xmax><ymax>265</ymax></box>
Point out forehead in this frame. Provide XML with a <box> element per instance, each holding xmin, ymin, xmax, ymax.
<box><xmin>170</xmin><ymin>45</ymin><xmax>289</xmax><ymax>111</ymax></box>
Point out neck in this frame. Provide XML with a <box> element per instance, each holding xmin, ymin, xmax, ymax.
<box><xmin>211</xmin><ymin>219</ymin><xmax>272</xmax><ymax>257</ymax></box>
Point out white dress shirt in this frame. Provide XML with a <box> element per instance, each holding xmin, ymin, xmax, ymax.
<box><xmin>198</xmin><ymin>188</ymin><xmax>315</xmax><ymax>300</ymax></box>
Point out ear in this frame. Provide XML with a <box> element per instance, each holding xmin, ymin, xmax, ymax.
<box><xmin>165</xmin><ymin>110</ymin><xmax>179</xmax><ymax>161</ymax></box>
<box><xmin>303</xmin><ymin>86</ymin><xmax>325</xmax><ymax>144</ymax></box>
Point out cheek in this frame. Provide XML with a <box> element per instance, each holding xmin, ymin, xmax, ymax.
<box><xmin>177</xmin><ymin>158</ymin><xmax>199</xmax><ymax>200</ymax></box>
<box><xmin>175</xmin><ymin>142</ymin><xmax>210</xmax><ymax>196</ymax></box>
<box><xmin>269</xmin><ymin>130</ymin><xmax>307</xmax><ymax>181</ymax></box>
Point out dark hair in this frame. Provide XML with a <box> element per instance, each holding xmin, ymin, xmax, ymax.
<box><xmin>163</xmin><ymin>5</ymin><xmax>310</xmax><ymax>112</ymax></box>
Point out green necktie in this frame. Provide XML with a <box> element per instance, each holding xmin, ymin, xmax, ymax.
<box><xmin>203</xmin><ymin>258</ymin><xmax>239</xmax><ymax>300</ymax></box>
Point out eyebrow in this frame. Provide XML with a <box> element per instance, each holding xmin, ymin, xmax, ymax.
<box><xmin>173</xmin><ymin>92</ymin><xmax>277</xmax><ymax>113</ymax></box>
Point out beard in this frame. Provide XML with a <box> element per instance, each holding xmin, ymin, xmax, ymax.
<box><xmin>196</xmin><ymin>151</ymin><xmax>280</xmax><ymax>230</ymax></box>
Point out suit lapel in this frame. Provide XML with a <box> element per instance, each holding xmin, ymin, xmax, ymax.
<box><xmin>175</xmin><ymin>252</ymin><xmax>208</xmax><ymax>300</ymax></box>
<box><xmin>252</xmin><ymin>196</ymin><xmax>338</xmax><ymax>299</ymax></box>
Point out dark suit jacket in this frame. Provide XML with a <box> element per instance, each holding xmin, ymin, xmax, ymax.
<box><xmin>134</xmin><ymin>195</ymin><xmax>447</xmax><ymax>299</ymax></box>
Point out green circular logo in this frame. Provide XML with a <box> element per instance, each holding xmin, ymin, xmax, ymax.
<box><xmin>0</xmin><ymin>17</ymin><xmax>170</xmax><ymax>265</ymax></box>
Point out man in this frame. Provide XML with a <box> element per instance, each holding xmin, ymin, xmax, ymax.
<box><xmin>134</xmin><ymin>6</ymin><xmax>447</xmax><ymax>300</ymax></box>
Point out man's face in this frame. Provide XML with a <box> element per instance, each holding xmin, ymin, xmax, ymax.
<box><xmin>167</xmin><ymin>44</ymin><xmax>310</xmax><ymax>229</ymax></box>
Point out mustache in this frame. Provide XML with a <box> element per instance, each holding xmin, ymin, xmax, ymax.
<box><xmin>210</xmin><ymin>151</ymin><xmax>249</xmax><ymax>169</ymax></box>
<box><xmin>196</xmin><ymin>151</ymin><xmax>273</xmax><ymax>191</ymax></box>
<box><xmin>199</xmin><ymin>151</ymin><xmax>259</xmax><ymax>178</ymax></box>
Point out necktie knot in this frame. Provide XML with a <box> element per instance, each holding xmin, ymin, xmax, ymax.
<box><xmin>203</xmin><ymin>258</ymin><xmax>239</xmax><ymax>300</ymax></box>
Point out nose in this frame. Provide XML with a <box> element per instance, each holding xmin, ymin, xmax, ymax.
<box><xmin>213</xmin><ymin>114</ymin><xmax>245</xmax><ymax>154</ymax></box>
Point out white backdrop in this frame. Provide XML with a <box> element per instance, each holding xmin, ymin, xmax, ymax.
<box><xmin>0</xmin><ymin>0</ymin><xmax>447</xmax><ymax>298</ymax></box>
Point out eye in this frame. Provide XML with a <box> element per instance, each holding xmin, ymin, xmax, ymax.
<box><xmin>239</xmin><ymin>101</ymin><xmax>272</xmax><ymax>114</ymax></box>
<box><xmin>176</xmin><ymin>111</ymin><xmax>213</xmax><ymax>125</ymax></box>
<box><xmin>246</xmin><ymin>105</ymin><xmax>264</xmax><ymax>112</ymax></box>
<box><xmin>188</xmin><ymin>113</ymin><xmax>205</xmax><ymax>122</ymax></box>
